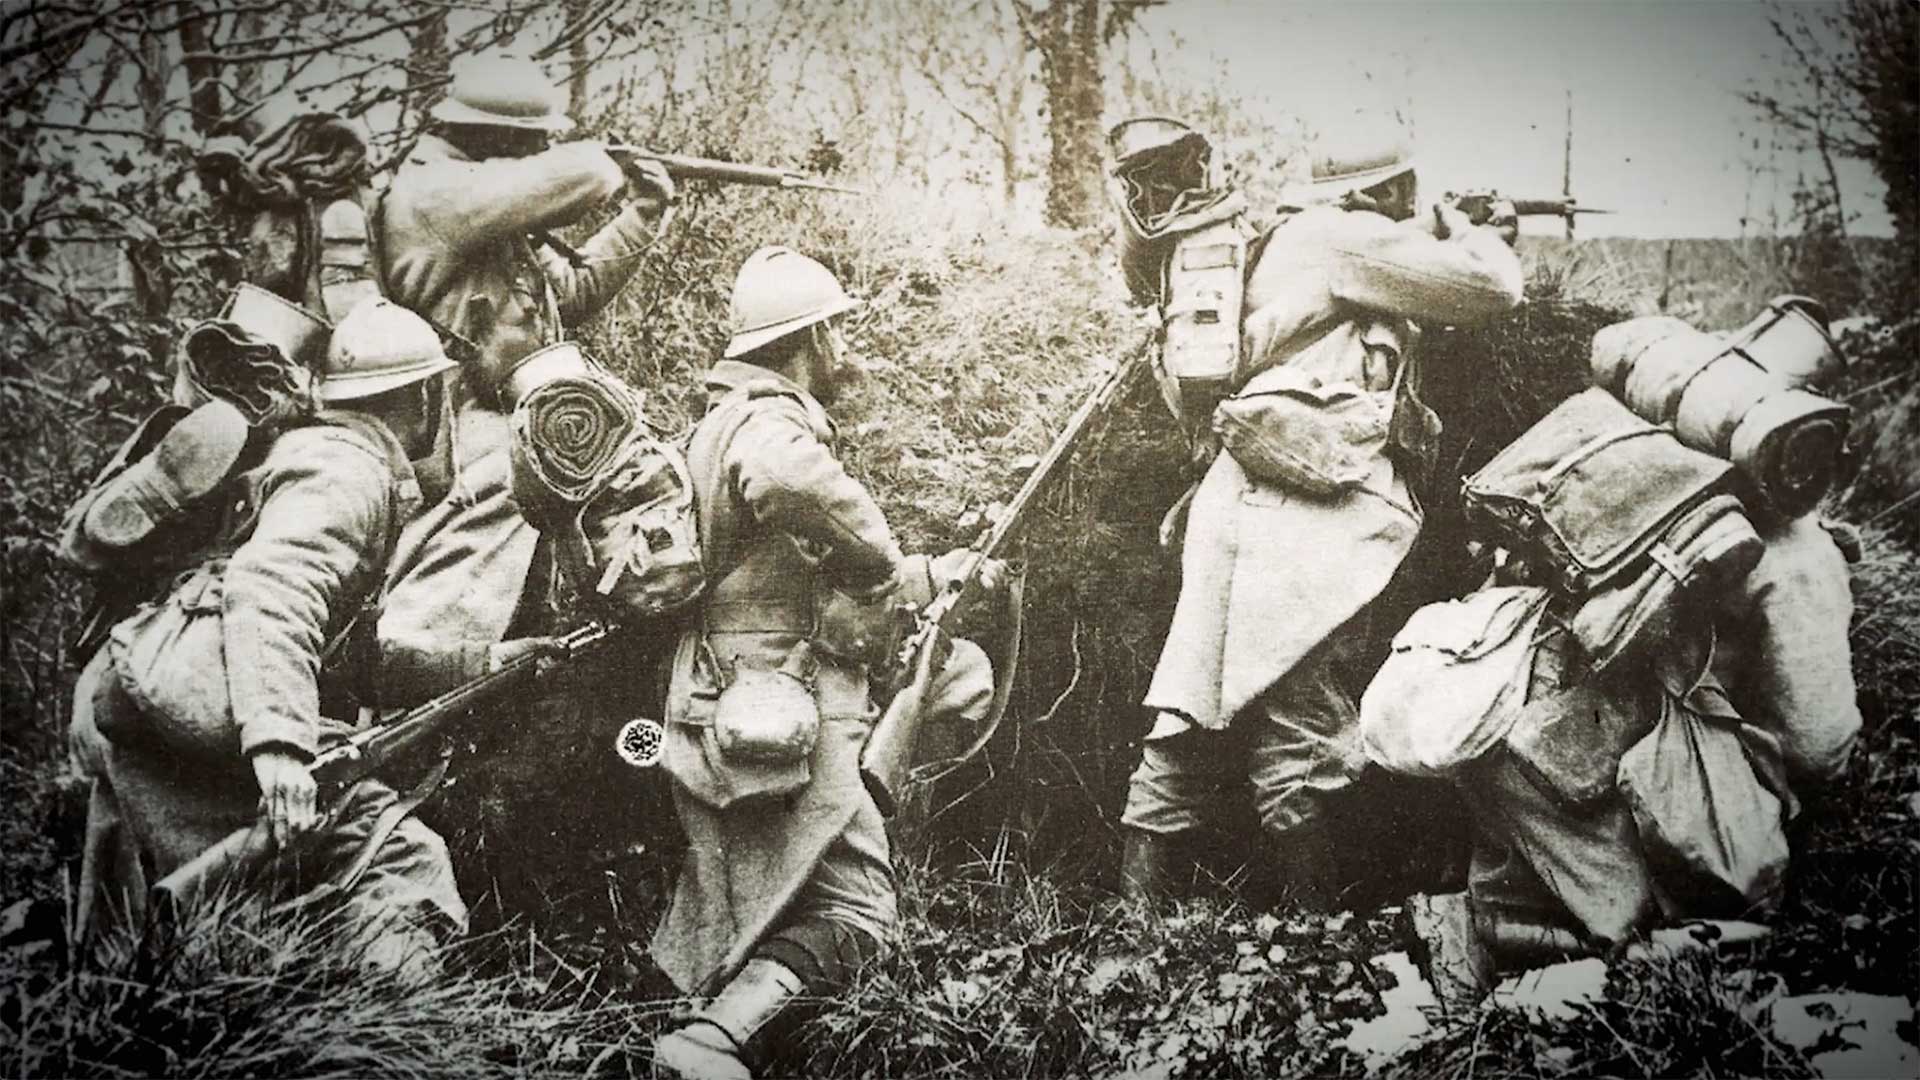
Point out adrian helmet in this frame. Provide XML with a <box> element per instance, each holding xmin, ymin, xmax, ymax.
<box><xmin>428</xmin><ymin>52</ymin><xmax>573</xmax><ymax>134</ymax></box>
<box><xmin>722</xmin><ymin>246</ymin><xmax>861</xmax><ymax>359</ymax></box>
<box><xmin>319</xmin><ymin>298</ymin><xmax>456</xmax><ymax>402</ymax></box>
<box><xmin>1279</xmin><ymin>112</ymin><xmax>1415</xmax><ymax>208</ymax></box>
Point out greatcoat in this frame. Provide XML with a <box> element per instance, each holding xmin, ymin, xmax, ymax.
<box><xmin>1144</xmin><ymin>205</ymin><xmax>1526</xmax><ymax>734</ymax></box>
<box><xmin>72</xmin><ymin>420</ymin><xmax>467</xmax><ymax>943</ymax></box>
<box><xmin>651</xmin><ymin>361</ymin><xmax>993</xmax><ymax>995</ymax></box>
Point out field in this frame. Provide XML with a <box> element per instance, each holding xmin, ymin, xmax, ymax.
<box><xmin>2</xmin><ymin>188</ymin><xmax>1917</xmax><ymax>1076</ymax></box>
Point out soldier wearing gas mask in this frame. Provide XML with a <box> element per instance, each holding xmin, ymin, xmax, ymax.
<box><xmin>1119</xmin><ymin>113</ymin><xmax>1526</xmax><ymax>909</ymax></box>
<box><xmin>647</xmin><ymin>247</ymin><xmax>1001</xmax><ymax>1080</ymax></box>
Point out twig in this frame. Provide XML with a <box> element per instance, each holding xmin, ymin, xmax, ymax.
<box><xmin>1</xmin><ymin>375</ymin><xmax>96</xmax><ymax>414</ymax></box>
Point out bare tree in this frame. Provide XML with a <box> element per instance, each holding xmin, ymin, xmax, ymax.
<box><xmin>1011</xmin><ymin>0</ymin><xmax>1158</xmax><ymax>228</ymax></box>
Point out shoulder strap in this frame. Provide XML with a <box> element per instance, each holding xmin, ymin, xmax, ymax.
<box><xmin>684</xmin><ymin>387</ymin><xmax>760</xmax><ymax>574</ymax></box>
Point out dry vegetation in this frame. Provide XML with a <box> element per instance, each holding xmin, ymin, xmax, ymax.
<box><xmin>3</xmin><ymin>4</ymin><xmax>1916</xmax><ymax>1073</ymax></box>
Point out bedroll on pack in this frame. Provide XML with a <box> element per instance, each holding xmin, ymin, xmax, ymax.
<box><xmin>1462</xmin><ymin>388</ymin><xmax>1763</xmax><ymax>674</ymax></box>
<box><xmin>1589</xmin><ymin>295</ymin><xmax>1847</xmax><ymax>520</ymax></box>
<box><xmin>1106</xmin><ymin>117</ymin><xmax>1249</xmax><ymax>432</ymax></box>
<box><xmin>506</xmin><ymin>344</ymin><xmax>705</xmax><ymax>619</ymax></box>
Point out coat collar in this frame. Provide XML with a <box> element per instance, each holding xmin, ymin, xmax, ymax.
<box><xmin>703</xmin><ymin>360</ymin><xmax>833</xmax><ymax>437</ymax></box>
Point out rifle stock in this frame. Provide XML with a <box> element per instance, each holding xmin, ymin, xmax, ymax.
<box><xmin>148</xmin><ymin>622</ymin><xmax>621</xmax><ymax>914</ymax></box>
<box><xmin>859</xmin><ymin>351</ymin><xmax>1146</xmax><ymax>814</ymax></box>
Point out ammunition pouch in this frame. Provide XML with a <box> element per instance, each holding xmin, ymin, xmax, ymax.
<box><xmin>713</xmin><ymin>640</ymin><xmax>821</xmax><ymax>766</ymax></box>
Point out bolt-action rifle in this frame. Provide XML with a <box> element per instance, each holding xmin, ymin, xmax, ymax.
<box><xmin>150</xmin><ymin>621</ymin><xmax>646</xmax><ymax>916</ymax></box>
<box><xmin>604</xmin><ymin>145</ymin><xmax>869</xmax><ymax>196</ymax></box>
<box><xmin>859</xmin><ymin>349</ymin><xmax>1147</xmax><ymax>815</ymax></box>
<box><xmin>1444</xmin><ymin>189</ymin><xmax>1612</xmax><ymax>227</ymax></box>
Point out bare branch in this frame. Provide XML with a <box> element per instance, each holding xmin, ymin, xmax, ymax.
<box><xmin>181</xmin><ymin>10</ymin><xmax>437</xmax><ymax>64</ymax></box>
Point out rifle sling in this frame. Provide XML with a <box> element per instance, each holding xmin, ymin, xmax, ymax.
<box><xmin>270</xmin><ymin>755</ymin><xmax>450</xmax><ymax>918</ymax></box>
<box><xmin>906</xmin><ymin>568</ymin><xmax>1025</xmax><ymax>790</ymax></box>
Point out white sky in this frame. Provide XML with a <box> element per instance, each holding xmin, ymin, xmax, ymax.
<box><xmin>1134</xmin><ymin>0</ymin><xmax>1893</xmax><ymax>238</ymax></box>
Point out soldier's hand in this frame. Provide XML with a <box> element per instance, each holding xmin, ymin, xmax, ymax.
<box><xmin>250</xmin><ymin>748</ymin><xmax>318</xmax><ymax>848</ymax></box>
<box><xmin>488</xmin><ymin>636</ymin><xmax>567</xmax><ymax>674</ymax></box>
<box><xmin>1482</xmin><ymin>199</ymin><xmax>1520</xmax><ymax>246</ymax></box>
<box><xmin>1431</xmin><ymin>199</ymin><xmax>1474</xmax><ymax>241</ymax></box>
<box><xmin>931</xmin><ymin>548</ymin><xmax>1008</xmax><ymax>594</ymax></box>
<box><xmin>618</xmin><ymin>155</ymin><xmax>676</xmax><ymax>215</ymax></box>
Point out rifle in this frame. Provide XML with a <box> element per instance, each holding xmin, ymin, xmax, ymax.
<box><xmin>1444</xmin><ymin>189</ymin><xmax>1612</xmax><ymax>227</ymax></box>
<box><xmin>150</xmin><ymin>621</ymin><xmax>642</xmax><ymax>917</ymax></box>
<box><xmin>859</xmin><ymin>349</ymin><xmax>1148</xmax><ymax>815</ymax></box>
<box><xmin>605</xmin><ymin>145</ymin><xmax>869</xmax><ymax>196</ymax></box>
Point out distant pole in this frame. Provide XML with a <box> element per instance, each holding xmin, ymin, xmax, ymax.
<box><xmin>1562</xmin><ymin>90</ymin><xmax>1576</xmax><ymax>242</ymax></box>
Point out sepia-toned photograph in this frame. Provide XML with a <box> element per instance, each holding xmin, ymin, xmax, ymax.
<box><xmin>1</xmin><ymin>1</ymin><xmax>1914</xmax><ymax>1075</ymax></box>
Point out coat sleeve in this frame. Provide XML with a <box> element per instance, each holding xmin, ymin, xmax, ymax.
<box><xmin>1323</xmin><ymin>210</ymin><xmax>1525</xmax><ymax>327</ymax></box>
<box><xmin>222</xmin><ymin>429</ymin><xmax>390</xmax><ymax>759</ymax></box>
<box><xmin>729</xmin><ymin>401</ymin><xmax>906</xmax><ymax>598</ymax></box>
<box><xmin>535</xmin><ymin>203</ymin><xmax>660</xmax><ymax>327</ymax></box>
<box><xmin>406</xmin><ymin>143</ymin><xmax>626</xmax><ymax>252</ymax></box>
<box><xmin>375</xmin><ymin>405</ymin><xmax>540</xmax><ymax>706</ymax></box>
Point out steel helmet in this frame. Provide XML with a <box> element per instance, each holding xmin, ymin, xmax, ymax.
<box><xmin>723</xmin><ymin>246</ymin><xmax>861</xmax><ymax>358</ymax></box>
<box><xmin>319</xmin><ymin>298</ymin><xmax>457</xmax><ymax>402</ymax></box>
<box><xmin>428</xmin><ymin>52</ymin><xmax>572</xmax><ymax>133</ymax></box>
<box><xmin>1279</xmin><ymin>112</ymin><xmax>1415</xmax><ymax>208</ymax></box>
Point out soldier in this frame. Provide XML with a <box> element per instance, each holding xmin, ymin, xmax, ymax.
<box><xmin>648</xmin><ymin>247</ymin><xmax>1001</xmax><ymax>1080</ymax></box>
<box><xmin>1118</xmin><ymin>114</ymin><xmax>1527</xmax><ymax>908</ymax></box>
<box><xmin>69</xmin><ymin>299</ymin><xmax>469</xmax><ymax>972</ymax></box>
<box><xmin>372</xmin><ymin>48</ymin><xmax>675</xmax><ymax>704</ymax></box>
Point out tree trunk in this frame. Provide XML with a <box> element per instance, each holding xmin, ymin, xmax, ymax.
<box><xmin>1040</xmin><ymin>0</ymin><xmax>1104</xmax><ymax>229</ymax></box>
<box><xmin>231</xmin><ymin>8</ymin><xmax>268</xmax><ymax>112</ymax></box>
<box><xmin>133</xmin><ymin>16</ymin><xmax>174</xmax><ymax>315</ymax></box>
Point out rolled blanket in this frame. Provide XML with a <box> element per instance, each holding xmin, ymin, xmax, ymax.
<box><xmin>198</xmin><ymin>111</ymin><xmax>370</xmax><ymax>209</ymax></box>
<box><xmin>177</xmin><ymin>320</ymin><xmax>310</xmax><ymax>427</ymax></box>
<box><xmin>510</xmin><ymin>371</ymin><xmax>644</xmax><ymax>513</ymax></box>
<box><xmin>1590</xmin><ymin>314</ymin><xmax>1848</xmax><ymax>518</ymax></box>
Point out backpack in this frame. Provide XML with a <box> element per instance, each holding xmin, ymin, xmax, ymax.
<box><xmin>1461</xmin><ymin>388</ymin><xmax>1763</xmax><ymax>674</ymax></box>
<box><xmin>91</xmin><ymin>412</ymin><xmax>416</xmax><ymax>758</ymax></box>
<box><xmin>1105</xmin><ymin>117</ymin><xmax>1250</xmax><ymax>438</ymax></box>
<box><xmin>507</xmin><ymin>365</ymin><xmax>704</xmax><ymax>620</ymax></box>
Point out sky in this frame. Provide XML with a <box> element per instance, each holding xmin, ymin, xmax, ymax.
<box><xmin>1132</xmin><ymin>0</ymin><xmax>1893</xmax><ymax>239</ymax></box>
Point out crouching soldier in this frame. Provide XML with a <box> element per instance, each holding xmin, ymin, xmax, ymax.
<box><xmin>649</xmin><ymin>247</ymin><xmax>1001</xmax><ymax>1079</ymax></box>
<box><xmin>67</xmin><ymin>299</ymin><xmax>469</xmax><ymax>973</ymax></box>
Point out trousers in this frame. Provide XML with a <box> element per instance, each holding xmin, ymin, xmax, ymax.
<box><xmin>1122</xmin><ymin>616</ymin><xmax>1373</xmax><ymax>837</ymax></box>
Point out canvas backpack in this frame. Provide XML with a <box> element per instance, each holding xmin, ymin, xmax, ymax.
<box><xmin>86</xmin><ymin>412</ymin><xmax>417</xmax><ymax>758</ymax></box>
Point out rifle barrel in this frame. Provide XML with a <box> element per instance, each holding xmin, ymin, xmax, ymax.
<box><xmin>935</xmin><ymin>351</ymin><xmax>1145</xmax><ymax>621</ymax></box>
<box><xmin>606</xmin><ymin>146</ymin><xmax>868</xmax><ymax>195</ymax></box>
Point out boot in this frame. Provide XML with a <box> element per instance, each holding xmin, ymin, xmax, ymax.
<box><xmin>1263</xmin><ymin>823</ymin><xmax>1339</xmax><ymax>913</ymax></box>
<box><xmin>1119</xmin><ymin>828</ymin><xmax>1181</xmax><ymax>907</ymax></box>
<box><xmin>652</xmin><ymin>957</ymin><xmax>806</xmax><ymax>1080</ymax></box>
